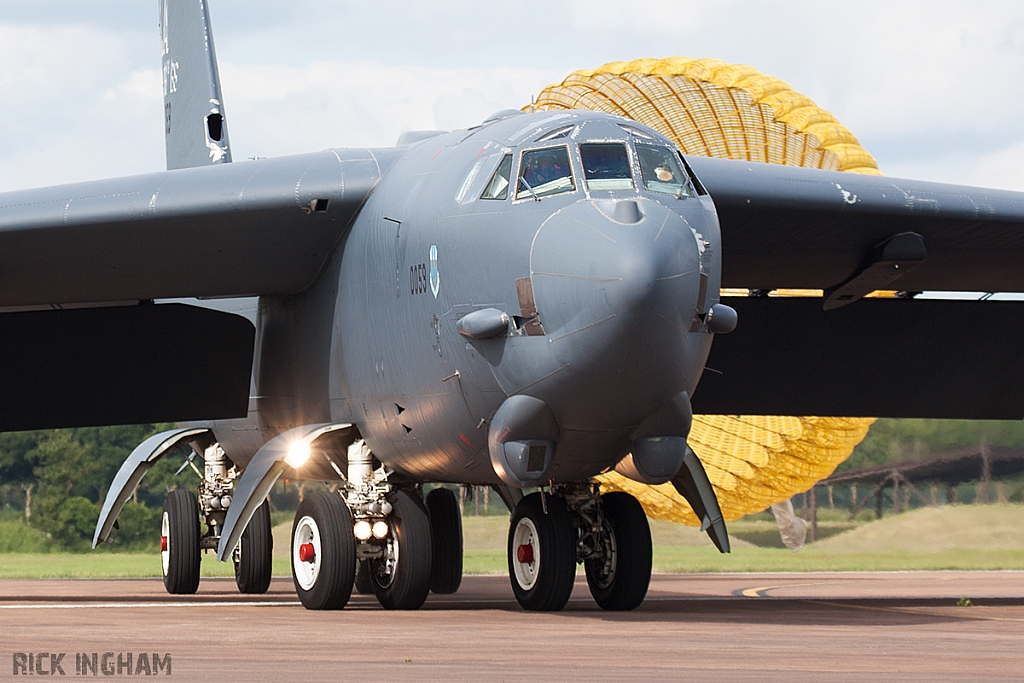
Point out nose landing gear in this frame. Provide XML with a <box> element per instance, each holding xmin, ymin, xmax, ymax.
<box><xmin>507</xmin><ymin>493</ymin><xmax>576</xmax><ymax>611</ymax></box>
<box><xmin>506</xmin><ymin>486</ymin><xmax>652</xmax><ymax>612</ymax></box>
<box><xmin>582</xmin><ymin>492</ymin><xmax>652</xmax><ymax>611</ymax></box>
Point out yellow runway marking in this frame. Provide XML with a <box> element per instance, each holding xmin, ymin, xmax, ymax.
<box><xmin>740</xmin><ymin>582</ymin><xmax>833</xmax><ymax>597</ymax></box>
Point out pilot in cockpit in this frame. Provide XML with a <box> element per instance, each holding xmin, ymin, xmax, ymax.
<box><xmin>522</xmin><ymin>154</ymin><xmax>567</xmax><ymax>189</ymax></box>
<box><xmin>655</xmin><ymin>163</ymin><xmax>676</xmax><ymax>183</ymax></box>
<box><xmin>517</xmin><ymin>146</ymin><xmax>575</xmax><ymax>199</ymax></box>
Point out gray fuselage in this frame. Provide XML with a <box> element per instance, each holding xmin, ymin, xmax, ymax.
<box><xmin>208</xmin><ymin>111</ymin><xmax>722</xmax><ymax>486</ymax></box>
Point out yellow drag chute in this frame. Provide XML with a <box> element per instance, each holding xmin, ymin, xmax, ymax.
<box><xmin>529</xmin><ymin>57</ymin><xmax>878</xmax><ymax>526</ymax></box>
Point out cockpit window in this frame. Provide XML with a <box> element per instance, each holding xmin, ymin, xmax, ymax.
<box><xmin>481</xmin><ymin>154</ymin><xmax>512</xmax><ymax>200</ymax></box>
<box><xmin>636</xmin><ymin>144</ymin><xmax>690</xmax><ymax>197</ymax></box>
<box><xmin>536</xmin><ymin>125</ymin><xmax>575</xmax><ymax>142</ymax></box>
<box><xmin>618</xmin><ymin>123</ymin><xmax>655</xmax><ymax>140</ymax></box>
<box><xmin>580</xmin><ymin>143</ymin><xmax>634</xmax><ymax>191</ymax></box>
<box><xmin>517</xmin><ymin>146</ymin><xmax>575</xmax><ymax>200</ymax></box>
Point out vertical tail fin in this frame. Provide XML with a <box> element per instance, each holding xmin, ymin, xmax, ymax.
<box><xmin>160</xmin><ymin>0</ymin><xmax>232</xmax><ymax>170</ymax></box>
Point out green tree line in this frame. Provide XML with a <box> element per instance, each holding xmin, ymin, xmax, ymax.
<box><xmin>4</xmin><ymin>418</ymin><xmax>1024</xmax><ymax>551</ymax></box>
<box><xmin>840</xmin><ymin>419</ymin><xmax>1024</xmax><ymax>471</ymax></box>
<box><xmin>0</xmin><ymin>425</ymin><xmax>195</xmax><ymax>551</ymax></box>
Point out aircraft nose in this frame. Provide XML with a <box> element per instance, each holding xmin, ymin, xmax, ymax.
<box><xmin>525</xmin><ymin>198</ymin><xmax>708</xmax><ymax>430</ymax></box>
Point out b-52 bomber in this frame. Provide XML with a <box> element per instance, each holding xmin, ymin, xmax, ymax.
<box><xmin>4</xmin><ymin>1</ymin><xmax>1024</xmax><ymax>612</ymax></box>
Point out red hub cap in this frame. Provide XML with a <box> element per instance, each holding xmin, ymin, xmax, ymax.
<box><xmin>160</xmin><ymin>535</ymin><xmax>168</xmax><ymax>552</ymax></box>
<box><xmin>298</xmin><ymin>542</ymin><xmax>316</xmax><ymax>563</ymax></box>
<box><xmin>517</xmin><ymin>543</ymin><xmax>534</xmax><ymax>564</ymax></box>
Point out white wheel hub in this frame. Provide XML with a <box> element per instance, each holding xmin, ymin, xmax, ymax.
<box><xmin>160</xmin><ymin>511</ymin><xmax>170</xmax><ymax>576</ymax></box>
<box><xmin>292</xmin><ymin>515</ymin><xmax>323</xmax><ymax>591</ymax></box>
<box><xmin>511</xmin><ymin>517</ymin><xmax>540</xmax><ymax>590</ymax></box>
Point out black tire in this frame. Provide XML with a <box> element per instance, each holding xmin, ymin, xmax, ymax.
<box><xmin>291</xmin><ymin>491</ymin><xmax>356</xmax><ymax>610</ymax></box>
<box><xmin>354</xmin><ymin>560</ymin><xmax>374</xmax><ymax>595</ymax></box>
<box><xmin>234</xmin><ymin>499</ymin><xmax>273</xmax><ymax>594</ymax></box>
<box><xmin>367</xmin><ymin>490</ymin><xmax>432</xmax><ymax>610</ymax></box>
<box><xmin>162</xmin><ymin>489</ymin><xmax>201</xmax><ymax>595</ymax></box>
<box><xmin>426</xmin><ymin>487</ymin><xmax>463</xmax><ymax>594</ymax></box>
<box><xmin>585</xmin><ymin>492</ymin><xmax>652</xmax><ymax>611</ymax></box>
<box><xmin>507</xmin><ymin>492</ymin><xmax>576</xmax><ymax>611</ymax></box>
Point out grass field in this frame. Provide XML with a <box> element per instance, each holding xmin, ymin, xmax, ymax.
<box><xmin>3</xmin><ymin>504</ymin><xmax>1024</xmax><ymax>578</ymax></box>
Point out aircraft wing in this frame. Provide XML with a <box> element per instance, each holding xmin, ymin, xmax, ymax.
<box><xmin>685</xmin><ymin>155</ymin><xmax>1024</xmax><ymax>420</ymax></box>
<box><xmin>0</xmin><ymin>148</ymin><xmax>395</xmax><ymax>431</ymax></box>
<box><xmin>0</xmin><ymin>148</ymin><xmax>392</xmax><ymax>308</ymax></box>
<box><xmin>687</xmin><ymin>155</ymin><xmax>1024</xmax><ymax>294</ymax></box>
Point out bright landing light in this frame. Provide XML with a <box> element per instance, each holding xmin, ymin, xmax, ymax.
<box><xmin>285</xmin><ymin>441</ymin><xmax>311</xmax><ymax>469</ymax></box>
<box><xmin>353</xmin><ymin>520</ymin><xmax>373</xmax><ymax>541</ymax></box>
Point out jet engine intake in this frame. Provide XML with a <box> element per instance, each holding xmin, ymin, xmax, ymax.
<box><xmin>488</xmin><ymin>395</ymin><xmax>560</xmax><ymax>488</ymax></box>
<box><xmin>615</xmin><ymin>436</ymin><xmax>687</xmax><ymax>485</ymax></box>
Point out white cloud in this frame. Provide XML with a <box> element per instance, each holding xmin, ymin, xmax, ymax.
<box><xmin>565</xmin><ymin>0</ymin><xmax>738</xmax><ymax>35</ymax></box>
<box><xmin>965</xmin><ymin>140</ymin><xmax>1024</xmax><ymax>191</ymax></box>
<box><xmin>218</xmin><ymin>61</ymin><xmax>563</xmax><ymax>159</ymax></box>
<box><xmin>0</xmin><ymin>23</ymin><xmax>163</xmax><ymax>190</ymax></box>
<box><xmin>4</xmin><ymin>1</ymin><xmax>1024</xmax><ymax>192</ymax></box>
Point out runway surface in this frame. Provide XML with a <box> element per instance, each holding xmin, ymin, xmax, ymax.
<box><xmin>1</xmin><ymin>572</ymin><xmax>1022</xmax><ymax>681</ymax></box>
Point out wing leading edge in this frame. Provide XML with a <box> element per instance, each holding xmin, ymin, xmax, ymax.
<box><xmin>687</xmin><ymin>155</ymin><xmax>1024</xmax><ymax>294</ymax></box>
<box><xmin>0</xmin><ymin>147</ymin><xmax>398</xmax><ymax>308</ymax></box>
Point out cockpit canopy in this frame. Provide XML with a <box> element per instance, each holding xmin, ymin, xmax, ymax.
<box><xmin>478</xmin><ymin>115</ymin><xmax>699</xmax><ymax>203</ymax></box>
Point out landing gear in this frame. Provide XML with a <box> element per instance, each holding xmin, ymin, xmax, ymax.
<box><xmin>160</xmin><ymin>441</ymin><xmax>248</xmax><ymax>596</ymax></box>
<box><xmin>365</xmin><ymin>490</ymin><xmax>433</xmax><ymax>610</ymax></box>
<box><xmin>291</xmin><ymin>491</ymin><xmax>356</xmax><ymax>610</ymax></box>
<box><xmin>234</xmin><ymin>499</ymin><xmax>273</xmax><ymax>594</ymax></box>
<box><xmin>426</xmin><ymin>487</ymin><xmax>462</xmax><ymax>594</ymax></box>
<box><xmin>285</xmin><ymin>439</ymin><xmax>434</xmax><ymax>611</ymax></box>
<box><xmin>583</xmin><ymin>492</ymin><xmax>652</xmax><ymax>611</ymax></box>
<box><xmin>507</xmin><ymin>492</ymin><xmax>576</xmax><ymax>611</ymax></box>
<box><xmin>161</xmin><ymin>489</ymin><xmax>201</xmax><ymax>595</ymax></box>
<box><xmin>506</xmin><ymin>487</ymin><xmax>652</xmax><ymax>612</ymax></box>
<box><xmin>290</xmin><ymin>491</ymin><xmax>358</xmax><ymax>610</ymax></box>
<box><xmin>353</xmin><ymin>560</ymin><xmax>374</xmax><ymax>595</ymax></box>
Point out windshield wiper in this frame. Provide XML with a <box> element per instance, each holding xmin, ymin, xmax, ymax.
<box><xmin>519</xmin><ymin>176</ymin><xmax>541</xmax><ymax>202</ymax></box>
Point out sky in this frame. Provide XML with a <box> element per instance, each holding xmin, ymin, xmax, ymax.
<box><xmin>2</xmin><ymin>1</ymin><xmax>1024</xmax><ymax>192</ymax></box>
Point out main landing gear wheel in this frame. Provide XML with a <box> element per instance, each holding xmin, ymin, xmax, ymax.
<box><xmin>367</xmin><ymin>490</ymin><xmax>432</xmax><ymax>610</ymax></box>
<box><xmin>426</xmin><ymin>487</ymin><xmax>462</xmax><ymax>594</ymax></box>
<box><xmin>161</xmin><ymin>489</ymin><xmax>201</xmax><ymax>595</ymax></box>
<box><xmin>291</xmin><ymin>491</ymin><xmax>356</xmax><ymax>610</ymax></box>
<box><xmin>234</xmin><ymin>499</ymin><xmax>273</xmax><ymax>594</ymax></box>
<box><xmin>585</xmin><ymin>492</ymin><xmax>652</xmax><ymax>611</ymax></box>
<box><xmin>508</xmin><ymin>492</ymin><xmax>576</xmax><ymax>612</ymax></box>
